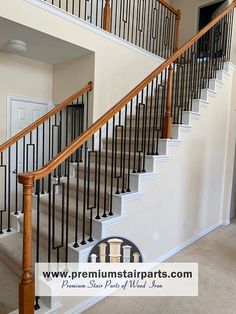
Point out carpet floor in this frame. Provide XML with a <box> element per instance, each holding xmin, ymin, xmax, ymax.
<box><xmin>85</xmin><ymin>220</ymin><xmax>236</xmax><ymax>314</ymax></box>
<box><xmin>0</xmin><ymin>258</ymin><xmax>18</xmax><ymax>314</ymax></box>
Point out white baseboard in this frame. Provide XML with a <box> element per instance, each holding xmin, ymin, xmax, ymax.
<box><xmin>66</xmin><ymin>295</ymin><xmax>109</xmax><ymax>314</ymax></box>
<box><xmin>222</xmin><ymin>219</ymin><xmax>231</xmax><ymax>226</ymax></box>
<box><xmin>153</xmin><ymin>220</ymin><xmax>223</xmax><ymax>263</ymax></box>
<box><xmin>67</xmin><ymin>220</ymin><xmax>223</xmax><ymax>314</ymax></box>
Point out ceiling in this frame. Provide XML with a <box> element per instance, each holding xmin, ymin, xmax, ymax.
<box><xmin>0</xmin><ymin>17</ymin><xmax>92</xmax><ymax>64</ymax></box>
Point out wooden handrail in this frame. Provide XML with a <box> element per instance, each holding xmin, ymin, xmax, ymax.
<box><xmin>159</xmin><ymin>0</ymin><xmax>180</xmax><ymax>16</ymax></box>
<box><xmin>18</xmin><ymin>1</ymin><xmax>236</xmax><ymax>184</ymax></box>
<box><xmin>0</xmin><ymin>82</ymin><xmax>93</xmax><ymax>153</ymax></box>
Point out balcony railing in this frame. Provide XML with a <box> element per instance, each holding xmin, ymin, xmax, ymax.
<box><xmin>43</xmin><ymin>0</ymin><xmax>181</xmax><ymax>58</ymax></box>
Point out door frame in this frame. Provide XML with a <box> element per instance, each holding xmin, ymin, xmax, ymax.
<box><xmin>6</xmin><ymin>95</ymin><xmax>51</xmax><ymax>141</ymax></box>
<box><xmin>196</xmin><ymin>0</ymin><xmax>228</xmax><ymax>32</ymax></box>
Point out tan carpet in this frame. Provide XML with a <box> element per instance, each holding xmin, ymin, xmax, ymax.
<box><xmin>85</xmin><ymin>220</ymin><xmax>236</xmax><ymax>314</ymax></box>
<box><xmin>0</xmin><ymin>258</ymin><xmax>18</xmax><ymax>314</ymax></box>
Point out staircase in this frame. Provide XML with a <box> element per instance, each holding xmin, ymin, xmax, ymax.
<box><xmin>0</xmin><ymin>1</ymin><xmax>235</xmax><ymax>313</ymax></box>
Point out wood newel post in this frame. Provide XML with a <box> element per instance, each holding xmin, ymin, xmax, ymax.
<box><xmin>103</xmin><ymin>0</ymin><xmax>111</xmax><ymax>32</ymax></box>
<box><xmin>163</xmin><ymin>65</ymin><xmax>173</xmax><ymax>139</ymax></box>
<box><xmin>174</xmin><ymin>10</ymin><xmax>181</xmax><ymax>52</ymax></box>
<box><xmin>19</xmin><ymin>175</ymin><xmax>34</xmax><ymax>314</ymax></box>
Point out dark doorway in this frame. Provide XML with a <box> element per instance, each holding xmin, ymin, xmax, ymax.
<box><xmin>198</xmin><ymin>1</ymin><xmax>227</xmax><ymax>30</ymax></box>
<box><xmin>197</xmin><ymin>1</ymin><xmax>227</xmax><ymax>58</ymax></box>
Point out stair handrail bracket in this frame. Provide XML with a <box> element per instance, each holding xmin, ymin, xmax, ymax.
<box><xmin>17</xmin><ymin>1</ymin><xmax>236</xmax><ymax>313</ymax></box>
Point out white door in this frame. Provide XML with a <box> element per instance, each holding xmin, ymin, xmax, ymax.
<box><xmin>9</xmin><ymin>98</ymin><xmax>48</xmax><ymax>138</ymax></box>
<box><xmin>8</xmin><ymin>97</ymin><xmax>49</xmax><ymax>213</ymax></box>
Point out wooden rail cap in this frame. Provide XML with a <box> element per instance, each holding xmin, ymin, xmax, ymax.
<box><xmin>159</xmin><ymin>0</ymin><xmax>180</xmax><ymax>16</ymax></box>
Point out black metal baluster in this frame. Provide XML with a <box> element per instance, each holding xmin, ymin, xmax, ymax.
<box><xmin>132</xmin><ymin>95</ymin><xmax>139</xmax><ymax>172</ymax></box>
<box><xmin>121</xmin><ymin>104</ymin><xmax>128</xmax><ymax>193</ymax></box>
<box><xmin>14</xmin><ymin>142</ymin><xmax>19</xmax><ymax>215</ymax></box>
<box><xmin>78</xmin><ymin>0</ymin><xmax>81</xmax><ymax>17</ymax></box>
<box><xmin>141</xmin><ymin>0</ymin><xmax>146</xmax><ymax>50</ymax></box>
<box><xmin>145</xmin><ymin>0</ymin><xmax>152</xmax><ymax>52</ymax></box>
<box><xmin>114</xmin><ymin>0</ymin><xmax>118</xmax><ymax>35</ymax></box>
<box><xmin>100</xmin><ymin>0</ymin><xmax>104</xmax><ymax>28</ymax></box>
<box><xmin>73</xmin><ymin>148</ymin><xmax>80</xmax><ymax>248</ymax></box>
<box><xmin>95</xmin><ymin>129</ymin><xmax>102</xmax><ymax>219</ymax></box>
<box><xmin>47</xmin><ymin>173</ymin><xmax>52</xmax><ymax>263</ymax></box>
<box><xmin>126</xmin><ymin>99</ymin><xmax>133</xmax><ymax>192</ymax></box>
<box><xmin>87</xmin><ymin>135</ymin><xmax>97</xmax><ymax>241</ymax></box>
<box><xmin>52</xmin><ymin>180</ymin><xmax>64</xmax><ymax>263</ymax></box>
<box><xmin>148</xmin><ymin>80</ymin><xmax>154</xmax><ymax>155</ymax></box>
<box><xmin>126</xmin><ymin>0</ymin><xmax>131</xmax><ymax>41</ymax></box>
<box><xmin>7</xmin><ymin>147</ymin><xmax>11</xmax><ymax>232</ymax></box>
<box><xmin>115</xmin><ymin>111</ymin><xmax>123</xmax><ymax>193</ymax></box>
<box><xmin>109</xmin><ymin>116</ymin><xmax>115</xmax><ymax>215</ymax></box>
<box><xmin>21</xmin><ymin>136</ymin><xmax>26</xmax><ymax>213</ymax></box>
<box><xmin>118</xmin><ymin>0</ymin><xmax>123</xmax><ymax>37</ymax></box>
<box><xmin>141</xmin><ymin>86</ymin><xmax>148</xmax><ymax>172</ymax></box>
<box><xmin>103</xmin><ymin>122</ymin><xmax>109</xmax><ymax>217</ymax></box>
<box><xmin>152</xmin><ymin>76</ymin><xmax>160</xmax><ymax>154</ymax></box>
<box><xmin>65</xmin><ymin>157</ymin><xmax>70</xmax><ymax>261</ymax></box>
<box><xmin>131</xmin><ymin>0</ymin><xmax>136</xmax><ymax>44</ymax></box>
<box><xmin>81</xmin><ymin>140</ymin><xmax>88</xmax><ymax>245</ymax></box>
<box><xmin>47</xmin><ymin>118</ymin><xmax>51</xmax><ymax>193</ymax></box>
<box><xmin>0</xmin><ymin>152</ymin><xmax>6</xmax><ymax>234</ymax></box>
<box><xmin>34</xmin><ymin>179</ymin><xmax>41</xmax><ymax>311</ymax></box>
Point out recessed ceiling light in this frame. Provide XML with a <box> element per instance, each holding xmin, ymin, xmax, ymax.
<box><xmin>7</xmin><ymin>39</ymin><xmax>27</xmax><ymax>53</ymax></box>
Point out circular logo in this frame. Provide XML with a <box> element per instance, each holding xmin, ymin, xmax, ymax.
<box><xmin>88</xmin><ymin>236</ymin><xmax>143</xmax><ymax>263</ymax></box>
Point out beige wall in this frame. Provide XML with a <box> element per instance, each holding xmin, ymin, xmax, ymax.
<box><xmin>0</xmin><ymin>51</ymin><xmax>53</xmax><ymax>143</ymax></box>
<box><xmin>53</xmin><ymin>53</ymin><xmax>95</xmax><ymax>103</ymax></box>
<box><xmin>221</xmin><ymin>67</ymin><xmax>236</xmax><ymax>222</ymax></box>
<box><xmin>228</xmin><ymin>68</ymin><xmax>236</xmax><ymax>219</ymax></box>
<box><xmin>0</xmin><ymin>0</ymin><xmax>163</xmax><ymax>124</ymax></box>
<box><xmin>231</xmin><ymin>10</ymin><xmax>236</xmax><ymax>64</ymax></box>
<box><xmin>53</xmin><ymin>53</ymin><xmax>95</xmax><ymax>126</ymax></box>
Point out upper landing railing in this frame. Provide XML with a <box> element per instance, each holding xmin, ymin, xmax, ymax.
<box><xmin>43</xmin><ymin>0</ymin><xmax>181</xmax><ymax>58</ymax></box>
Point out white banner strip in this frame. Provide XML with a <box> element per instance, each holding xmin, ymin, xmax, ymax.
<box><xmin>35</xmin><ymin>263</ymin><xmax>198</xmax><ymax>297</ymax></box>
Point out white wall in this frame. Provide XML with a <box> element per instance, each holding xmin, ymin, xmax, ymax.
<box><xmin>0</xmin><ymin>51</ymin><xmax>53</xmax><ymax>143</ymax></box>
<box><xmin>0</xmin><ymin>0</ymin><xmax>163</xmax><ymax>124</ymax></box>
